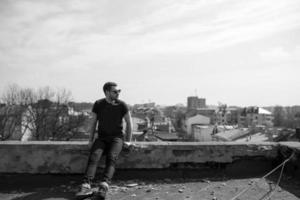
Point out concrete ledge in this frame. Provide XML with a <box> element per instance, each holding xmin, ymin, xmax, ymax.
<box><xmin>279</xmin><ymin>142</ymin><xmax>300</xmax><ymax>153</ymax></box>
<box><xmin>0</xmin><ymin>141</ymin><xmax>280</xmax><ymax>174</ymax></box>
<box><xmin>119</xmin><ymin>142</ymin><xmax>278</xmax><ymax>168</ymax></box>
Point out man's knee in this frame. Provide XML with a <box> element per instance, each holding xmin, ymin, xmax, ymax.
<box><xmin>106</xmin><ymin>154</ymin><xmax>118</xmax><ymax>165</ymax></box>
<box><xmin>89</xmin><ymin>150</ymin><xmax>103</xmax><ymax>163</ymax></box>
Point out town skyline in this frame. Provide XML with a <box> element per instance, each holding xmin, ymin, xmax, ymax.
<box><xmin>1</xmin><ymin>83</ymin><xmax>300</xmax><ymax>109</ymax></box>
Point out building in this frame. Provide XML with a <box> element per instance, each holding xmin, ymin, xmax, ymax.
<box><xmin>155</xmin><ymin>132</ymin><xmax>179</xmax><ymax>141</ymax></box>
<box><xmin>133</xmin><ymin>102</ymin><xmax>156</xmax><ymax>109</ymax></box>
<box><xmin>238</xmin><ymin>107</ymin><xmax>274</xmax><ymax>128</ymax></box>
<box><xmin>214</xmin><ymin>128</ymin><xmax>250</xmax><ymax>141</ymax></box>
<box><xmin>216</xmin><ymin>106</ymin><xmax>239</xmax><ymax>125</ymax></box>
<box><xmin>186</xmin><ymin>108</ymin><xmax>217</xmax><ymax>125</ymax></box>
<box><xmin>131</xmin><ymin>117</ymin><xmax>145</xmax><ymax>132</ymax></box>
<box><xmin>185</xmin><ymin>114</ymin><xmax>210</xmax><ymax>140</ymax></box>
<box><xmin>132</xmin><ymin>103</ymin><xmax>165</xmax><ymax>124</ymax></box>
<box><xmin>192</xmin><ymin>125</ymin><xmax>214</xmax><ymax>141</ymax></box>
<box><xmin>226</xmin><ymin>107</ymin><xmax>239</xmax><ymax>125</ymax></box>
<box><xmin>187</xmin><ymin>96</ymin><xmax>206</xmax><ymax>110</ymax></box>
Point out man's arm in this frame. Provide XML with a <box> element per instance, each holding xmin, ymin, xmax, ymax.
<box><xmin>124</xmin><ymin>111</ymin><xmax>133</xmax><ymax>142</ymax></box>
<box><xmin>88</xmin><ymin>112</ymin><xmax>97</xmax><ymax>148</ymax></box>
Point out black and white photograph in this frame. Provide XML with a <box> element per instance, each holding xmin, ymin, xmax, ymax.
<box><xmin>0</xmin><ymin>0</ymin><xmax>300</xmax><ymax>199</ymax></box>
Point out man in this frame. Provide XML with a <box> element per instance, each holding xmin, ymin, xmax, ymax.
<box><xmin>76</xmin><ymin>82</ymin><xmax>132</xmax><ymax>200</ymax></box>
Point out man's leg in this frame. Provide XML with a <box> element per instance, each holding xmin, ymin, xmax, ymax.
<box><xmin>102</xmin><ymin>137</ymin><xmax>123</xmax><ymax>183</ymax></box>
<box><xmin>84</xmin><ymin>139</ymin><xmax>106</xmax><ymax>182</ymax></box>
<box><xmin>76</xmin><ymin>139</ymin><xmax>106</xmax><ymax>199</ymax></box>
<box><xmin>93</xmin><ymin>137</ymin><xmax>123</xmax><ymax>199</ymax></box>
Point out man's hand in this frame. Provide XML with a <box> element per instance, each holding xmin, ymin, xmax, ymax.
<box><xmin>123</xmin><ymin>141</ymin><xmax>131</xmax><ymax>149</ymax></box>
<box><xmin>123</xmin><ymin>141</ymin><xmax>137</xmax><ymax>150</ymax></box>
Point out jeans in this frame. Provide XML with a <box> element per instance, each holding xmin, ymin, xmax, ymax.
<box><xmin>84</xmin><ymin>136</ymin><xmax>123</xmax><ymax>184</ymax></box>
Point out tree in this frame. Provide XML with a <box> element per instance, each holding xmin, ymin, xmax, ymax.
<box><xmin>0</xmin><ymin>84</ymin><xmax>87</xmax><ymax>141</ymax></box>
<box><xmin>0</xmin><ymin>105</ymin><xmax>23</xmax><ymax>140</ymax></box>
<box><xmin>273</xmin><ymin>106</ymin><xmax>285</xmax><ymax>127</ymax></box>
<box><xmin>295</xmin><ymin>112</ymin><xmax>300</xmax><ymax>128</ymax></box>
<box><xmin>284</xmin><ymin>107</ymin><xmax>295</xmax><ymax>128</ymax></box>
<box><xmin>174</xmin><ymin>109</ymin><xmax>186</xmax><ymax>132</ymax></box>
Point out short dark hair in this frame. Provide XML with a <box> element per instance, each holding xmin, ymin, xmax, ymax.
<box><xmin>103</xmin><ymin>82</ymin><xmax>117</xmax><ymax>93</ymax></box>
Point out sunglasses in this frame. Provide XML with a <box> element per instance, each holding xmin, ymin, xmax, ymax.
<box><xmin>111</xmin><ymin>89</ymin><xmax>121</xmax><ymax>94</ymax></box>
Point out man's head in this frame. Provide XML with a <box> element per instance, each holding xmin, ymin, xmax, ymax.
<box><xmin>103</xmin><ymin>82</ymin><xmax>121</xmax><ymax>101</ymax></box>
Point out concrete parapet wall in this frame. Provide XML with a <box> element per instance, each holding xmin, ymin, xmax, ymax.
<box><xmin>0</xmin><ymin>141</ymin><xmax>280</xmax><ymax>174</ymax></box>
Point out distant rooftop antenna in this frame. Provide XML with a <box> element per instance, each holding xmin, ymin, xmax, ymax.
<box><xmin>194</xmin><ymin>89</ymin><xmax>198</xmax><ymax>97</ymax></box>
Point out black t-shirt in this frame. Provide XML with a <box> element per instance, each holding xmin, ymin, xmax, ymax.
<box><xmin>92</xmin><ymin>98</ymin><xmax>129</xmax><ymax>138</ymax></box>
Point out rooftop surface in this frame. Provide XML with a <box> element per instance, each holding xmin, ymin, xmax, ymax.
<box><xmin>0</xmin><ymin>173</ymin><xmax>299</xmax><ymax>200</ymax></box>
<box><xmin>1</xmin><ymin>142</ymin><xmax>300</xmax><ymax>199</ymax></box>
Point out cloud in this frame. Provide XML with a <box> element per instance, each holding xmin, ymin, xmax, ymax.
<box><xmin>1</xmin><ymin>0</ymin><xmax>300</xmax><ymax>67</ymax></box>
<box><xmin>0</xmin><ymin>0</ymin><xmax>300</xmax><ymax>106</ymax></box>
<box><xmin>69</xmin><ymin>0</ymin><xmax>300</xmax><ymax>63</ymax></box>
<box><xmin>259</xmin><ymin>46</ymin><xmax>300</xmax><ymax>62</ymax></box>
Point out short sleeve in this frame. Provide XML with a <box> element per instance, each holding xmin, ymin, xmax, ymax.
<box><xmin>92</xmin><ymin>101</ymin><xmax>98</xmax><ymax>114</ymax></box>
<box><xmin>122</xmin><ymin>102</ymin><xmax>129</xmax><ymax>116</ymax></box>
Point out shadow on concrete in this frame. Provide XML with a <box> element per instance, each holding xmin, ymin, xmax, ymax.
<box><xmin>266</xmin><ymin>173</ymin><xmax>300</xmax><ymax>199</ymax></box>
<box><xmin>1</xmin><ymin>169</ymin><xmax>299</xmax><ymax>200</ymax></box>
<box><xmin>9</xmin><ymin>190</ymin><xmax>74</xmax><ymax>200</ymax></box>
<box><xmin>0</xmin><ymin>171</ymin><xmax>260</xmax><ymax>199</ymax></box>
<box><xmin>0</xmin><ymin>174</ymin><xmax>82</xmax><ymax>200</ymax></box>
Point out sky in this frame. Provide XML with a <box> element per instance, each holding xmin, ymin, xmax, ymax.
<box><xmin>0</xmin><ymin>0</ymin><xmax>299</xmax><ymax>107</ymax></box>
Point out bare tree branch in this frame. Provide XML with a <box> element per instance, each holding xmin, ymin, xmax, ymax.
<box><xmin>0</xmin><ymin>84</ymin><xmax>88</xmax><ymax>141</ymax></box>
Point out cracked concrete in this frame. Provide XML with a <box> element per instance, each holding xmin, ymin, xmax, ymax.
<box><xmin>0</xmin><ymin>141</ymin><xmax>279</xmax><ymax>173</ymax></box>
